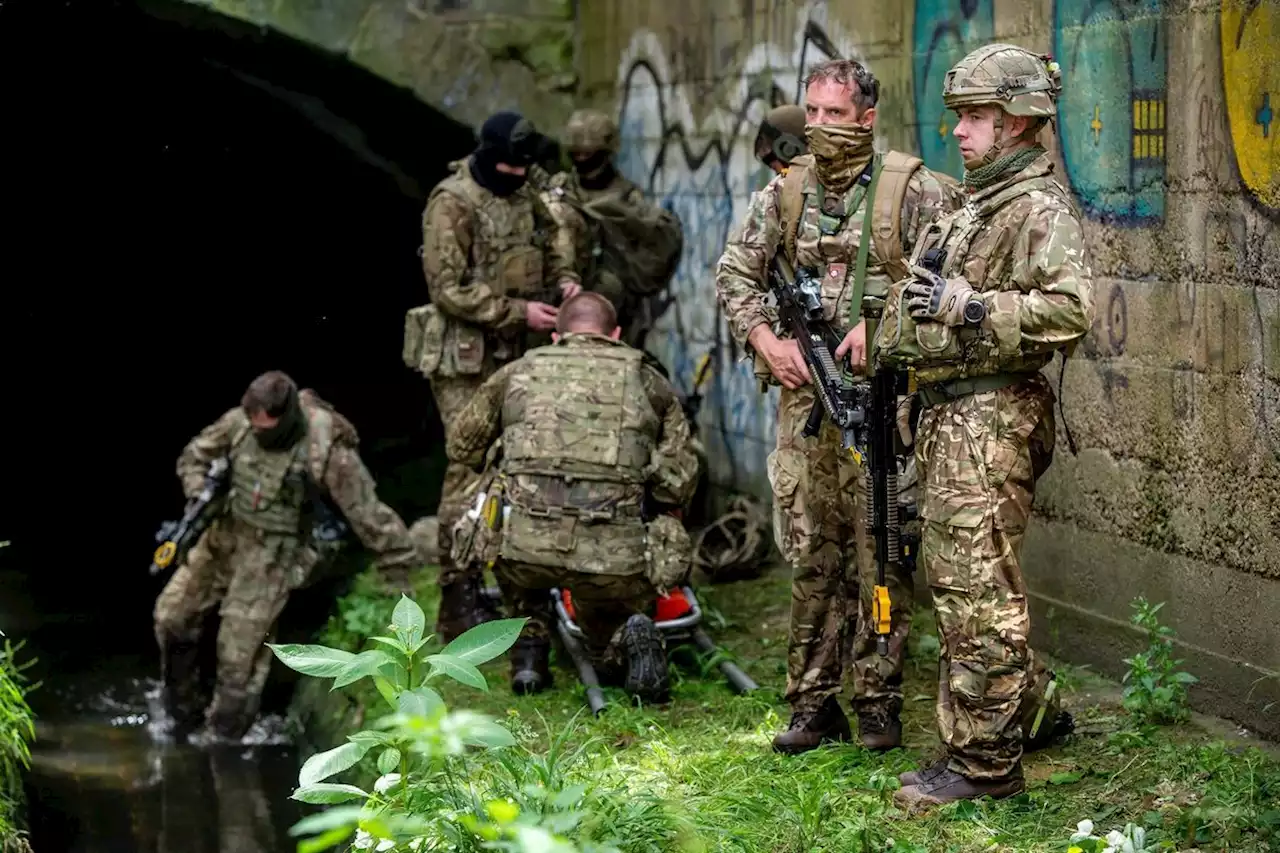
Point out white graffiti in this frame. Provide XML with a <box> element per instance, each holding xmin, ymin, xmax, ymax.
<box><xmin>613</xmin><ymin>4</ymin><xmax>861</xmax><ymax>496</ymax></box>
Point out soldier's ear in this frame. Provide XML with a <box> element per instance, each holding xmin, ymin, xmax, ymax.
<box><xmin>610</xmin><ymin>326</ymin><xmax>622</xmax><ymax>340</ymax></box>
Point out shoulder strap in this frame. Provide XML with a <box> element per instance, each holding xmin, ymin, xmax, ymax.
<box><xmin>779</xmin><ymin>159</ymin><xmax>810</xmax><ymax>265</ymax></box>
<box><xmin>871</xmin><ymin>151</ymin><xmax>924</xmax><ymax>283</ymax></box>
<box><xmin>304</xmin><ymin>406</ymin><xmax>338</xmax><ymax>487</ymax></box>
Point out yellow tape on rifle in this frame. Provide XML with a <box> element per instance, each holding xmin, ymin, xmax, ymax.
<box><xmin>873</xmin><ymin>584</ymin><xmax>891</xmax><ymax>636</ymax></box>
<box><xmin>153</xmin><ymin>541</ymin><xmax>177</xmax><ymax>569</ymax></box>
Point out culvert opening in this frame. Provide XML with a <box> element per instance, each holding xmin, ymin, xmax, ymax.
<box><xmin>0</xmin><ymin>0</ymin><xmax>473</xmax><ymax>703</ymax></box>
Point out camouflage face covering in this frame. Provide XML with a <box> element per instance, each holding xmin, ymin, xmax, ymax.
<box><xmin>805</xmin><ymin>122</ymin><xmax>874</xmax><ymax>194</ymax></box>
<box><xmin>252</xmin><ymin>393</ymin><xmax>305</xmax><ymax>450</ymax></box>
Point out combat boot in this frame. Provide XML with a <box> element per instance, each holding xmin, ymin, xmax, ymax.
<box><xmin>621</xmin><ymin>614</ymin><xmax>669</xmax><ymax>703</ymax></box>
<box><xmin>509</xmin><ymin>637</ymin><xmax>552</xmax><ymax>695</ymax></box>
<box><xmin>771</xmin><ymin>695</ymin><xmax>852</xmax><ymax>755</ymax></box>
<box><xmin>435</xmin><ymin>575</ymin><xmax>493</xmax><ymax>643</ymax></box>
<box><xmin>855</xmin><ymin>699</ymin><xmax>903</xmax><ymax>751</ymax></box>
<box><xmin>894</xmin><ymin>763</ymin><xmax>1024</xmax><ymax>811</ymax></box>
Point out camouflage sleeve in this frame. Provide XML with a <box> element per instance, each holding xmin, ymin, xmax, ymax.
<box><xmin>321</xmin><ymin>444</ymin><xmax>421</xmax><ymax>573</ymax></box>
<box><xmin>714</xmin><ymin>174</ymin><xmax>784</xmax><ymax>350</ymax></box>
<box><xmin>176</xmin><ymin>407</ymin><xmax>243</xmax><ymax>498</ymax></box>
<box><xmin>984</xmin><ymin>200</ymin><xmax>1096</xmax><ymax>357</ymax></box>
<box><xmin>641</xmin><ymin>367</ymin><xmax>699</xmax><ymax>507</ymax></box>
<box><xmin>444</xmin><ymin>361</ymin><xmax>516</xmax><ymax>470</ymax></box>
<box><xmin>901</xmin><ymin>166</ymin><xmax>962</xmax><ymax>254</ymax></box>
<box><xmin>421</xmin><ymin>189</ymin><xmax>528</xmax><ymax>329</ymax></box>
<box><xmin>540</xmin><ymin>177</ymin><xmax>585</xmax><ymax>285</ymax></box>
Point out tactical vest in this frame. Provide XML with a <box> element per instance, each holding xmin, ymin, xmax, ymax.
<box><xmin>226</xmin><ymin>405</ymin><xmax>339</xmax><ymax>535</ymax></box>
<box><xmin>501</xmin><ymin>341</ymin><xmax>659</xmax><ymax>492</ymax></box>
<box><xmin>876</xmin><ymin>165</ymin><xmax>1076</xmax><ymax>384</ymax></box>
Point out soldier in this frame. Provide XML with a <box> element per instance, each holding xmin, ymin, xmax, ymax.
<box><xmin>876</xmin><ymin>45</ymin><xmax>1094</xmax><ymax>808</ymax></box>
<box><xmin>715</xmin><ymin>59</ymin><xmax>961</xmax><ymax>755</ymax></box>
<box><xmin>414</xmin><ymin>110</ymin><xmax>583</xmax><ymax>641</ymax></box>
<box><xmin>753</xmin><ymin>104</ymin><xmax>808</xmax><ymax>176</ymax></box>
<box><xmin>540</xmin><ymin>109</ymin><xmax>683</xmax><ymax>351</ymax></box>
<box><xmin>153</xmin><ymin>371</ymin><xmax>422</xmax><ymax>741</ymax></box>
<box><xmin>445</xmin><ymin>293</ymin><xmax>699</xmax><ymax>702</ymax></box>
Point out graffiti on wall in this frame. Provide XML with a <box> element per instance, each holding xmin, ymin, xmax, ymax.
<box><xmin>1220</xmin><ymin>0</ymin><xmax>1278</xmax><ymax>213</ymax></box>
<box><xmin>1053</xmin><ymin>0</ymin><xmax>1168</xmax><ymax>225</ymax></box>
<box><xmin>910</xmin><ymin>0</ymin><xmax>994</xmax><ymax>176</ymax></box>
<box><xmin>614</xmin><ymin>9</ymin><xmax>856</xmax><ymax>491</ymax></box>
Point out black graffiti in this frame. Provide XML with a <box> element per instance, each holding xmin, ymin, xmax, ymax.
<box><xmin>1107</xmin><ymin>282</ymin><xmax>1128</xmax><ymax>355</ymax></box>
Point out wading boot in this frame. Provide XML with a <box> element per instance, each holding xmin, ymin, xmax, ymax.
<box><xmin>510</xmin><ymin>637</ymin><xmax>552</xmax><ymax>695</ymax></box>
<box><xmin>771</xmin><ymin>695</ymin><xmax>852</xmax><ymax>755</ymax></box>
<box><xmin>435</xmin><ymin>575</ymin><xmax>491</xmax><ymax>643</ymax></box>
<box><xmin>855</xmin><ymin>700</ymin><xmax>903</xmax><ymax>751</ymax></box>
<box><xmin>621</xmin><ymin>614</ymin><xmax>669</xmax><ymax>703</ymax></box>
<box><xmin>894</xmin><ymin>763</ymin><xmax>1025</xmax><ymax>812</ymax></box>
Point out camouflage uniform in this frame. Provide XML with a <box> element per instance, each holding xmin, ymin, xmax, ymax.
<box><xmin>716</xmin><ymin>130</ymin><xmax>960</xmax><ymax>749</ymax></box>
<box><xmin>541</xmin><ymin>110</ymin><xmax>683</xmax><ymax>350</ymax></box>
<box><xmin>876</xmin><ymin>45</ymin><xmax>1094</xmax><ymax>806</ymax></box>
<box><xmin>415</xmin><ymin>114</ymin><xmax>580</xmax><ymax>636</ymax></box>
<box><xmin>153</xmin><ymin>391</ymin><xmax>420</xmax><ymax>739</ymax></box>
<box><xmin>446</xmin><ymin>333</ymin><xmax>699</xmax><ymax>696</ymax></box>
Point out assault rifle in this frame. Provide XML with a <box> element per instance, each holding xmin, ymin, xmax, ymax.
<box><xmin>149</xmin><ymin>457</ymin><xmax>231</xmax><ymax>576</ymax></box>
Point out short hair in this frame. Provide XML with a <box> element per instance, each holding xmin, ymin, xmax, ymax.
<box><xmin>241</xmin><ymin>370</ymin><xmax>298</xmax><ymax>417</ymax></box>
<box><xmin>803</xmin><ymin>59</ymin><xmax>880</xmax><ymax>111</ymax></box>
<box><xmin>555</xmin><ymin>292</ymin><xmax>617</xmax><ymax>335</ymax></box>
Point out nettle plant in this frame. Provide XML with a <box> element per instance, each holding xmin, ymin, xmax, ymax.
<box><xmin>269</xmin><ymin>596</ymin><xmax>615</xmax><ymax>853</ymax></box>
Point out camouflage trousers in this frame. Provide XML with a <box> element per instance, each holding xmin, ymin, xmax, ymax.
<box><xmin>495</xmin><ymin>560</ymin><xmax>656</xmax><ymax>672</ymax></box>
<box><xmin>768</xmin><ymin>384</ymin><xmax>913</xmax><ymax>714</ymax></box>
<box><xmin>153</xmin><ymin>518</ymin><xmax>310</xmax><ymax>738</ymax></box>
<box><xmin>916</xmin><ymin>374</ymin><xmax>1055</xmax><ymax>779</ymax></box>
<box><xmin>430</xmin><ymin>373</ymin><xmax>493</xmax><ymax>587</ymax></box>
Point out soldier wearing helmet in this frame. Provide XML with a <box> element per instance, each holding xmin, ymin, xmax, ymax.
<box><xmin>875</xmin><ymin>44</ymin><xmax>1095</xmax><ymax>810</ymax></box>
<box><xmin>753</xmin><ymin>104</ymin><xmax>808</xmax><ymax>175</ymax></box>
<box><xmin>717</xmin><ymin>59</ymin><xmax>962</xmax><ymax>758</ymax></box>
<box><xmin>538</xmin><ymin>109</ymin><xmax>684</xmax><ymax>351</ymax></box>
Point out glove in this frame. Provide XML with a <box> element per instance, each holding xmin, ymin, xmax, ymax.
<box><xmin>905</xmin><ymin>264</ymin><xmax>977</xmax><ymax>326</ymax></box>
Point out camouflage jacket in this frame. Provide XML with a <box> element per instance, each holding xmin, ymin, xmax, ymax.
<box><xmin>420</xmin><ymin>159</ymin><xmax>580</xmax><ymax>349</ymax></box>
<box><xmin>177</xmin><ymin>392</ymin><xmax>420</xmax><ymax>572</ymax></box>
<box><xmin>715</xmin><ymin>151</ymin><xmax>959</xmax><ymax>360</ymax></box>
<box><xmin>446</xmin><ymin>333</ymin><xmax>698</xmax><ymax>510</ymax></box>
<box><xmin>880</xmin><ymin>153</ymin><xmax>1095</xmax><ymax>385</ymax></box>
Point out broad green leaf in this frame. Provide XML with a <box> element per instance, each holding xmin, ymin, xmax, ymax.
<box><xmin>550</xmin><ymin>783</ymin><xmax>588</xmax><ymax>809</ymax></box>
<box><xmin>331</xmin><ymin>649</ymin><xmax>399</xmax><ymax>690</ymax></box>
<box><xmin>391</xmin><ymin>595</ymin><xmax>427</xmax><ymax>647</ymax></box>
<box><xmin>372</xmin><ymin>676</ymin><xmax>399</xmax><ymax>711</ymax></box>
<box><xmin>426</xmin><ymin>654</ymin><xmax>488</xmax><ymax>691</ymax></box>
<box><xmin>267</xmin><ymin>644</ymin><xmax>355</xmax><ymax>678</ymax></box>
<box><xmin>461</xmin><ymin>718</ymin><xmax>516</xmax><ymax>748</ymax></box>
<box><xmin>369</xmin><ymin>636</ymin><xmax>409</xmax><ymax>655</ymax></box>
<box><xmin>347</xmin><ymin>730</ymin><xmax>392</xmax><ymax>748</ymax></box>
<box><xmin>297</xmin><ymin>824</ymin><xmax>355</xmax><ymax>853</ymax></box>
<box><xmin>289</xmin><ymin>805</ymin><xmax>365</xmax><ymax>836</ymax></box>
<box><xmin>1048</xmin><ymin>770</ymin><xmax>1084</xmax><ymax>785</ymax></box>
<box><xmin>299</xmin><ymin>741</ymin><xmax>369</xmax><ymax>787</ymax></box>
<box><xmin>377</xmin><ymin>747</ymin><xmax>401</xmax><ymax>775</ymax></box>
<box><xmin>291</xmin><ymin>783</ymin><xmax>369</xmax><ymax>804</ymax></box>
<box><xmin>440</xmin><ymin>617</ymin><xmax>528</xmax><ymax>665</ymax></box>
<box><xmin>397</xmin><ymin>685</ymin><xmax>445</xmax><ymax>719</ymax></box>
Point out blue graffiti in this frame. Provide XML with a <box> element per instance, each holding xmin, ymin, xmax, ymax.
<box><xmin>1054</xmin><ymin>0</ymin><xmax>1167</xmax><ymax>225</ymax></box>
<box><xmin>912</xmin><ymin>0</ymin><xmax>995</xmax><ymax>177</ymax></box>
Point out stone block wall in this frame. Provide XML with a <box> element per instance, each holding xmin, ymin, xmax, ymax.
<box><xmin>576</xmin><ymin>0</ymin><xmax>1280</xmax><ymax>737</ymax></box>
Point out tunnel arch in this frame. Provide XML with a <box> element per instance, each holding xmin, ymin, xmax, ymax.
<box><xmin>0</xmin><ymin>0</ymin><xmax>483</xmax><ymax>663</ymax></box>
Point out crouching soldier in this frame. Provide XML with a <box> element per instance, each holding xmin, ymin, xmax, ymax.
<box><xmin>445</xmin><ymin>293</ymin><xmax>700</xmax><ymax>702</ymax></box>
<box><xmin>153</xmin><ymin>371</ymin><xmax>422</xmax><ymax>741</ymax></box>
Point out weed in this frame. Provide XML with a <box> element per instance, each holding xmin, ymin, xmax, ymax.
<box><xmin>1121</xmin><ymin>598</ymin><xmax>1197</xmax><ymax>727</ymax></box>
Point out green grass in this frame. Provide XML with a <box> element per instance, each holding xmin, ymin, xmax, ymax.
<box><xmin>0</xmin><ymin>638</ymin><xmax>35</xmax><ymax>853</ymax></box>
<box><xmin>317</xmin><ymin>567</ymin><xmax>1280</xmax><ymax>853</ymax></box>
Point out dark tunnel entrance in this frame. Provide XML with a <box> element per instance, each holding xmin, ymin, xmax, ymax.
<box><xmin>0</xmin><ymin>0</ymin><xmax>474</xmax><ymax>711</ymax></box>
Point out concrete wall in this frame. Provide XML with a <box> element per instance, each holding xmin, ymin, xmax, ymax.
<box><xmin>575</xmin><ymin>0</ymin><xmax>1279</xmax><ymax>737</ymax></box>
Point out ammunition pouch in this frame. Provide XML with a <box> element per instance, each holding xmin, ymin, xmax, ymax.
<box><xmin>450</xmin><ymin>473</ymin><xmax>507</xmax><ymax>572</ymax></box>
<box><xmin>874</xmin><ymin>278</ymin><xmax>969</xmax><ymax>369</ymax></box>
<box><xmin>403</xmin><ymin>303</ymin><xmax>487</xmax><ymax>379</ymax></box>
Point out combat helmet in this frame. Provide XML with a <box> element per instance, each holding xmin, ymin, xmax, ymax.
<box><xmin>754</xmin><ymin>104</ymin><xmax>808</xmax><ymax>171</ymax></box>
<box><xmin>565</xmin><ymin>109</ymin><xmax>619</xmax><ymax>154</ymax></box>
<box><xmin>942</xmin><ymin>43</ymin><xmax>1062</xmax><ymax>118</ymax></box>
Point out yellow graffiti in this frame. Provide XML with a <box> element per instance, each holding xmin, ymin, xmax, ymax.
<box><xmin>1131</xmin><ymin>98</ymin><xmax>1166</xmax><ymax>161</ymax></box>
<box><xmin>938</xmin><ymin>114</ymin><xmax>949</xmax><ymax>140</ymax></box>
<box><xmin>1090</xmin><ymin>105</ymin><xmax>1103</xmax><ymax>144</ymax></box>
<box><xmin>1221</xmin><ymin>0</ymin><xmax>1278</xmax><ymax>209</ymax></box>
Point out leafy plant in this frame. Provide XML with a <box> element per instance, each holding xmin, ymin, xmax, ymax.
<box><xmin>1120</xmin><ymin>598</ymin><xmax>1197</xmax><ymax>726</ymax></box>
<box><xmin>269</xmin><ymin>595</ymin><xmax>619</xmax><ymax>853</ymax></box>
<box><xmin>0</xmin><ymin>636</ymin><xmax>35</xmax><ymax>853</ymax></box>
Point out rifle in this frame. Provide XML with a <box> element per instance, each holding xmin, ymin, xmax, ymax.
<box><xmin>149</xmin><ymin>457</ymin><xmax>231</xmax><ymax>576</ymax></box>
<box><xmin>681</xmin><ymin>351</ymin><xmax>714</xmax><ymax>430</ymax></box>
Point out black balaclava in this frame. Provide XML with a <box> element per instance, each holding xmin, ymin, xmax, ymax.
<box><xmin>469</xmin><ymin>111</ymin><xmax>540</xmax><ymax>197</ymax></box>
<box><xmin>252</xmin><ymin>384</ymin><xmax>307</xmax><ymax>450</ymax></box>
<box><xmin>573</xmin><ymin>150</ymin><xmax>615</xmax><ymax>189</ymax></box>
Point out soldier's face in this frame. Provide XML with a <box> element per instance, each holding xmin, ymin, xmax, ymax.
<box><xmin>953</xmin><ymin>105</ymin><xmax>1031</xmax><ymax>166</ymax></box>
<box><xmin>804</xmin><ymin>80</ymin><xmax>874</xmax><ymax>126</ymax></box>
<box><xmin>249</xmin><ymin>411</ymin><xmax>279</xmax><ymax>430</ymax></box>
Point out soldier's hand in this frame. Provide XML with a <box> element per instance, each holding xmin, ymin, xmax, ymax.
<box><xmin>905</xmin><ymin>266</ymin><xmax>976</xmax><ymax>326</ymax></box>
<box><xmin>558</xmin><ymin>278</ymin><xmax>583</xmax><ymax>300</ymax></box>
<box><xmin>525</xmin><ymin>301</ymin><xmax>559</xmax><ymax>331</ymax></box>
<box><xmin>765</xmin><ymin>339</ymin><xmax>811</xmax><ymax>389</ymax></box>
<box><xmin>834</xmin><ymin>320</ymin><xmax>868</xmax><ymax>374</ymax></box>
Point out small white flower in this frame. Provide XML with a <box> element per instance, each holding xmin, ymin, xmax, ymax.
<box><xmin>353</xmin><ymin>829</ymin><xmax>375</xmax><ymax>850</ymax></box>
<box><xmin>375</xmin><ymin>840</ymin><xmax>395</xmax><ymax>852</ymax></box>
<box><xmin>1070</xmin><ymin>820</ymin><xmax>1096</xmax><ymax>842</ymax></box>
<box><xmin>374</xmin><ymin>773</ymin><xmax>402</xmax><ymax>793</ymax></box>
<box><xmin>408</xmin><ymin>839</ymin><xmax>424</xmax><ymax>851</ymax></box>
<box><xmin>1103</xmin><ymin>829</ymin><xmax>1134</xmax><ymax>853</ymax></box>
